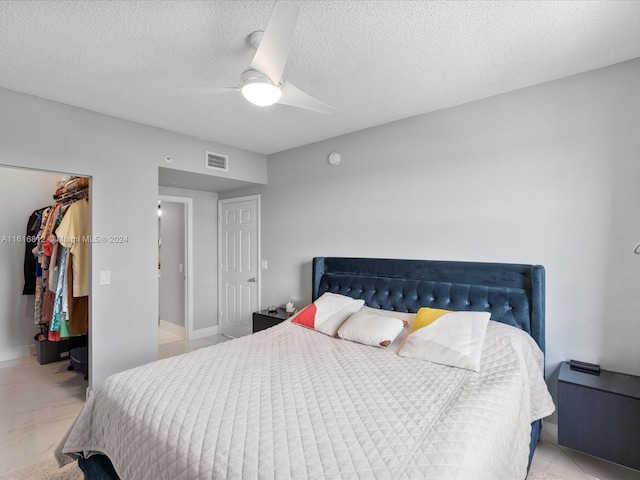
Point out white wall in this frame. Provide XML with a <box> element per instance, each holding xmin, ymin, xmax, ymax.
<box><xmin>159</xmin><ymin>186</ymin><xmax>218</xmax><ymax>332</ymax></box>
<box><xmin>0</xmin><ymin>87</ymin><xmax>267</xmax><ymax>388</ymax></box>
<box><xmin>221</xmin><ymin>58</ymin><xmax>640</xmax><ymax>417</ymax></box>
<box><xmin>159</xmin><ymin>201</ymin><xmax>185</xmax><ymax>327</ymax></box>
<box><xmin>0</xmin><ymin>167</ymin><xmax>62</xmax><ymax>361</ymax></box>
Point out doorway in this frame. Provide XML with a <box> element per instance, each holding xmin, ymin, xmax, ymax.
<box><xmin>158</xmin><ymin>195</ymin><xmax>193</xmax><ymax>345</ymax></box>
<box><xmin>0</xmin><ymin>164</ymin><xmax>91</xmax><ymax>384</ymax></box>
<box><xmin>157</xmin><ymin>195</ymin><xmax>193</xmax><ymax>344</ymax></box>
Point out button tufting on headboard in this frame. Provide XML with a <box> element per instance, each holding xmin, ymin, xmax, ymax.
<box><xmin>312</xmin><ymin>257</ymin><xmax>544</xmax><ymax>353</ymax></box>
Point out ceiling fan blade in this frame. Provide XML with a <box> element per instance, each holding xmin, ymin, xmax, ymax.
<box><xmin>250</xmin><ymin>1</ymin><xmax>299</xmax><ymax>85</ymax></box>
<box><xmin>278</xmin><ymin>82</ymin><xmax>337</xmax><ymax>115</ymax></box>
<box><xmin>166</xmin><ymin>87</ymin><xmax>239</xmax><ymax>96</ymax></box>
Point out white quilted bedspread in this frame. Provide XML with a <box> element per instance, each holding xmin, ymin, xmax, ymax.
<box><xmin>57</xmin><ymin>320</ymin><xmax>554</xmax><ymax>480</ymax></box>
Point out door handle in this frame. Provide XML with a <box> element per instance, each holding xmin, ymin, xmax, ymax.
<box><xmin>248</xmin><ymin>277</ymin><xmax>256</xmax><ymax>283</ymax></box>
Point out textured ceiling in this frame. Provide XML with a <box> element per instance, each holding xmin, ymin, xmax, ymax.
<box><xmin>1</xmin><ymin>1</ymin><xmax>640</xmax><ymax>155</ymax></box>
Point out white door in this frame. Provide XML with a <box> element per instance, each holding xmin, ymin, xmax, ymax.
<box><xmin>218</xmin><ymin>195</ymin><xmax>260</xmax><ymax>337</ymax></box>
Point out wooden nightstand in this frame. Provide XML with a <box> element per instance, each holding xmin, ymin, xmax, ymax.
<box><xmin>252</xmin><ymin>307</ymin><xmax>290</xmax><ymax>333</ymax></box>
<box><xmin>558</xmin><ymin>361</ymin><xmax>640</xmax><ymax>470</ymax></box>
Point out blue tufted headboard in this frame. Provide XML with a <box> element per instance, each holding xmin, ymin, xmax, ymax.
<box><xmin>312</xmin><ymin>257</ymin><xmax>545</xmax><ymax>353</ymax></box>
<box><xmin>312</xmin><ymin>257</ymin><xmax>546</xmax><ymax>465</ymax></box>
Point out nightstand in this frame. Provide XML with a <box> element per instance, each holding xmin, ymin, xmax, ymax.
<box><xmin>252</xmin><ymin>307</ymin><xmax>290</xmax><ymax>333</ymax></box>
<box><xmin>558</xmin><ymin>361</ymin><xmax>640</xmax><ymax>470</ymax></box>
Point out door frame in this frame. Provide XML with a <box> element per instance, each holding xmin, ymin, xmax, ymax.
<box><xmin>217</xmin><ymin>194</ymin><xmax>261</xmax><ymax>336</ymax></box>
<box><xmin>158</xmin><ymin>195</ymin><xmax>193</xmax><ymax>340</ymax></box>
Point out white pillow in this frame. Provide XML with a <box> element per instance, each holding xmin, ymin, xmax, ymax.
<box><xmin>291</xmin><ymin>292</ymin><xmax>365</xmax><ymax>337</ymax></box>
<box><xmin>357</xmin><ymin>306</ymin><xmax>416</xmax><ymax>325</ymax></box>
<box><xmin>398</xmin><ymin>309</ymin><xmax>490</xmax><ymax>372</ymax></box>
<box><xmin>337</xmin><ymin>309</ymin><xmax>407</xmax><ymax>348</ymax></box>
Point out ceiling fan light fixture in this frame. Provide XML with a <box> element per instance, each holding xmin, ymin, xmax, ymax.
<box><xmin>241</xmin><ymin>82</ymin><xmax>282</xmax><ymax>106</ymax></box>
<box><xmin>240</xmin><ymin>70</ymin><xmax>282</xmax><ymax>106</ymax></box>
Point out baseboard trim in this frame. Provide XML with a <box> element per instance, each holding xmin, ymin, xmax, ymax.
<box><xmin>0</xmin><ymin>345</ymin><xmax>31</xmax><ymax>363</ymax></box>
<box><xmin>190</xmin><ymin>325</ymin><xmax>219</xmax><ymax>340</ymax></box>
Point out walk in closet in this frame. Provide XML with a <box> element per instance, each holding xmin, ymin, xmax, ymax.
<box><xmin>0</xmin><ymin>167</ymin><xmax>90</xmax><ymax>379</ymax></box>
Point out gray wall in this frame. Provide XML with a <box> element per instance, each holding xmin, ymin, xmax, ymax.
<box><xmin>0</xmin><ymin>167</ymin><xmax>62</xmax><ymax>361</ymax></box>
<box><xmin>4</xmin><ymin>53</ymin><xmax>640</xmax><ymax>414</ymax></box>
<box><xmin>221</xmin><ymin>58</ymin><xmax>640</xmax><ymax>418</ymax></box>
<box><xmin>159</xmin><ymin>201</ymin><xmax>185</xmax><ymax>327</ymax></box>
<box><xmin>0</xmin><ymin>86</ymin><xmax>267</xmax><ymax>387</ymax></box>
<box><xmin>159</xmin><ymin>186</ymin><xmax>219</xmax><ymax>331</ymax></box>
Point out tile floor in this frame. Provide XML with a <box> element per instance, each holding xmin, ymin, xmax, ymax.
<box><xmin>530</xmin><ymin>424</ymin><xmax>640</xmax><ymax>480</ymax></box>
<box><xmin>158</xmin><ymin>333</ymin><xmax>230</xmax><ymax>359</ymax></box>
<box><xmin>157</xmin><ymin>325</ymin><xmax>183</xmax><ymax>346</ymax></box>
<box><xmin>1</xmin><ymin>339</ymin><xmax>639</xmax><ymax>479</ymax></box>
<box><xmin>0</xmin><ymin>350</ymin><xmax>86</xmax><ymax>476</ymax></box>
<box><xmin>0</xmin><ymin>334</ymin><xmax>229</xmax><ymax>476</ymax></box>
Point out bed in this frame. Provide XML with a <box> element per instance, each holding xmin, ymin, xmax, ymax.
<box><xmin>56</xmin><ymin>257</ymin><xmax>554</xmax><ymax>479</ymax></box>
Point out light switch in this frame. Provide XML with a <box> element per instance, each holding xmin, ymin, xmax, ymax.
<box><xmin>99</xmin><ymin>270</ymin><xmax>111</xmax><ymax>285</ymax></box>
<box><xmin>179</xmin><ymin>264</ymin><xmax>184</xmax><ymax>273</ymax></box>
<box><xmin>261</xmin><ymin>260</ymin><xmax>268</xmax><ymax>270</ymax></box>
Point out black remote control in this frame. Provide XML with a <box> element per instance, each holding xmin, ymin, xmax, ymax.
<box><xmin>569</xmin><ymin>359</ymin><xmax>601</xmax><ymax>375</ymax></box>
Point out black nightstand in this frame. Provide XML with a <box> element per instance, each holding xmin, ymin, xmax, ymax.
<box><xmin>252</xmin><ymin>307</ymin><xmax>290</xmax><ymax>333</ymax></box>
<box><xmin>558</xmin><ymin>361</ymin><xmax>640</xmax><ymax>470</ymax></box>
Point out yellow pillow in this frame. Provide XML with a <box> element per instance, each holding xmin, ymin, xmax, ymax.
<box><xmin>400</xmin><ymin>308</ymin><xmax>491</xmax><ymax>372</ymax></box>
<box><xmin>411</xmin><ymin>307</ymin><xmax>451</xmax><ymax>333</ymax></box>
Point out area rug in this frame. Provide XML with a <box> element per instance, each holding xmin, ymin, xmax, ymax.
<box><xmin>0</xmin><ymin>458</ymin><xmax>82</xmax><ymax>480</ymax></box>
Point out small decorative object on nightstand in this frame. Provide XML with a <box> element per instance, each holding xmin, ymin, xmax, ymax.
<box><xmin>285</xmin><ymin>301</ymin><xmax>295</xmax><ymax>313</ymax></box>
<box><xmin>558</xmin><ymin>361</ymin><xmax>640</xmax><ymax>471</ymax></box>
<box><xmin>252</xmin><ymin>307</ymin><xmax>290</xmax><ymax>333</ymax></box>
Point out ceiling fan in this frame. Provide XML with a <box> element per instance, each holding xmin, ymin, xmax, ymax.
<box><xmin>176</xmin><ymin>1</ymin><xmax>336</xmax><ymax>115</ymax></box>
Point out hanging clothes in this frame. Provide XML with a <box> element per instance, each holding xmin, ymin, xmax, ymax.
<box><xmin>32</xmin><ymin>208</ymin><xmax>47</xmax><ymax>324</ymax></box>
<box><xmin>49</xmin><ymin>247</ymin><xmax>69</xmax><ymax>342</ymax></box>
<box><xmin>67</xmin><ymin>253</ymin><xmax>89</xmax><ymax>335</ymax></box>
<box><xmin>56</xmin><ymin>198</ymin><xmax>89</xmax><ymax>297</ymax></box>
<box><xmin>34</xmin><ymin>204</ymin><xmax>64</xmax><ymax>325</ymax></box>
<box><xmin>56</xmin><ymin>198</ymin><xmax>90</xmax><ymax>336</ymax></box>
<box><xmin>27</xmin><ymin>175</ymin><xmax>90</xmax><ymax>340</ymax></box>
<box><xmin>41</xmin><ymin>236</ymin><xmax>61</xmax><ymax>328</ymax></box>
<box><xmin>22</xmin><ymin>209</ymin><xmax>44</xmax><ymax>295</ymax></box>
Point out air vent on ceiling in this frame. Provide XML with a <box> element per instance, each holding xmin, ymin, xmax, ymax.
<box><xmin>205</xmin><ymin>151</ymin><xmax>229</xmax><ymax>172</ymax></box>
